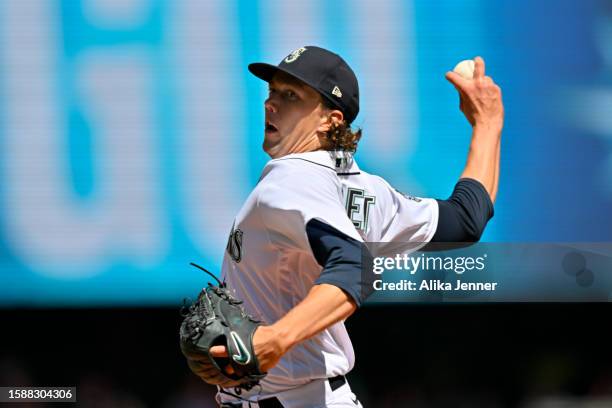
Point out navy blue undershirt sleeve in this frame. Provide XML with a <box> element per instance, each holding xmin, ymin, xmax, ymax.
<box><xmin>430</xmin><ymin>178</ymin><xmax>494</xmax><ymax>243</ymax></box>
<box><xmin>306</xmin><ymin>219</ymin><xmax>369</xmax><ymax>307</ymax></box>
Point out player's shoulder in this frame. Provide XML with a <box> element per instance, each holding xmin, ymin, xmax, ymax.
<box><xmin>256</xmin><ymin>152</ymin><xmax>341</xmax><ymax>206</ymax></box>
<box><xmin>355</xmin><ymin>169</ymin><xmax>396</xmax><ymax>196</ymax></box>
<box><xmin>356</xmin><ymin>171</ymin><xmax>428</xmax><ymax>209</ymax></box>
<box><xmin>362</xmin><ymin>171</ymin><xmax>392</xmax><ymax>188</ymax></box>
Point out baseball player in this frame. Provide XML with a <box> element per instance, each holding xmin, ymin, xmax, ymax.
<box><xmin>204</xmin><ymin>46</ymin><xmax>503</xmax><ymax>407</ymax></box>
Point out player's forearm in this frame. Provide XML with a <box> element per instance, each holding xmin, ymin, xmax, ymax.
<box><xmin>491</xmin><ymin>139</ymin><xmax>501</xmax><ymax>201</ymax></box>
<box><xmin>460</xmin><ymin>123</ymin><xmax>502</xmax><ymax>203</ymax></box>
<box><xmin>271</xmin><ymin>284</ymin><xmax>357</xmax><ymax>351</ymax></box>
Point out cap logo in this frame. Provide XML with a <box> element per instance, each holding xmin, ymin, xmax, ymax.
<box><xmin>284</xmin><ymin>47</ymin><xmax>307</xmax><ymax>63</ymax></box>
<box><xmin>332</xmin><ymin>86</ymin><xmax>343</xmax><ymax>98</ymax></box>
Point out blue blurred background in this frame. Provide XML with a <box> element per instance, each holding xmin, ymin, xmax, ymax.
<box><xmin>0</xmin><ymin>0</ymin><xmax>610</xmax><ymax>306</ymax></box>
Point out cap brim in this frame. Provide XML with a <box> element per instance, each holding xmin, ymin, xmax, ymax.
<box><xmin>248</xmin><ymin>63</ymin><xmax>316</xmax><ymax>90</ymax></box>
<box><xmin>248</xmin><ymin>63</ymin><xmax>281</xmax><ymax>82</ymax></box>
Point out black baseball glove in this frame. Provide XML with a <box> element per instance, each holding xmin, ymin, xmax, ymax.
<box><xmin>179</xmin><ymin>263</ymin><xmax>266</xmax><ymax>389</ymax></box>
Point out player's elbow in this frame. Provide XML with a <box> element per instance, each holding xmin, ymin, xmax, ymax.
<box><xmin>430</xmin><ymin>179</ymin><xmax>494</xmax><ymax>244</ymax></box>
<box><xmin>463</xmin><ymin>218</ymin><xmax>487</xmax><ymax>242</ymax></box>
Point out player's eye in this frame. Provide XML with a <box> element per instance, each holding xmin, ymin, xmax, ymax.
<box><xmin>284</xmin><ymin>90</ymin><xmax>298</xmax><ymax>101</ymax></box>
<box><xmin>267</xmin><ymin>87</ymin><xmax>298</xmax><ymax>101</ymax></box>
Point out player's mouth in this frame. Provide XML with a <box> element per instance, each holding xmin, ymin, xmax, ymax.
<box><xmin>265</xmin><ymin>121</ymin><xmax>278</xmax><ymax>134</ymax></box>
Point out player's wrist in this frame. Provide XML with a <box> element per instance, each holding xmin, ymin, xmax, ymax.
<box><xmin>472</xmin><ymin>117</ymin><xmax>504</xmax><ymax>133</ymax></box>
<box><xmin>471</xmin><ymin>123</ymin><xmax>503</xmax><ymax>144</ymax></box>
<box><xmin>267</xmin><ymin>322</ymin><xmax>298</xmax><ymax>352</ymax></box>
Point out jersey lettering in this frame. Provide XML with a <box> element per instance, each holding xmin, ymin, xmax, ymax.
<box><xmin>345</xmin><ymin>188</ymin><xmax>376</xmax><ymax>231</ymax></box>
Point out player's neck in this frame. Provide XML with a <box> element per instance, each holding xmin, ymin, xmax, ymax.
<box><xmin>265</xmin><ymin>133</ymin><xmax>329</xmax><ymax>159</ymax></box>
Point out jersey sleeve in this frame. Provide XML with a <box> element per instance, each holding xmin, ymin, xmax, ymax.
<box><xmin>430</xmin><ymin>178</ymin><xmax>494</xmax><ymax>243</ymax></box>
<box><xmin>256</xmin><ymin>160</ymin><xmax>363</xmax><ymax>253</ymax></box>
<box><xmin>375</xmin><ymin>177</ymin><xmax>439</xmax><ymax>245</ymax></box>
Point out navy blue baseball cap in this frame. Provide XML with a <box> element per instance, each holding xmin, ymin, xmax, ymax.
<box><xmin>248</xmin><ymin>46</ymin><xmax>360</xmax><ymax>123</ymax></box>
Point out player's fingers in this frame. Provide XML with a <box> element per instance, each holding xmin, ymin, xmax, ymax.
<box><xmin>210</xmin><ymin>345</ymin><xmax>229</xmax><ymax>357</ymax></box>
<box><xmin>445</xmin><ymin>71</ymin><xmax>469</xmax><ymax>91</ymax></box>
<box><xmin>474</xmin><ymin>56</ymin><xmax>485</xmax><ymax>79</ymax></box>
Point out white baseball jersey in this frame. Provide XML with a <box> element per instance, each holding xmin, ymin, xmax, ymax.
<box><xmin>221</xmin><ymin>150</ymin><xmax>438</xmax><ymax>394</ymax></box>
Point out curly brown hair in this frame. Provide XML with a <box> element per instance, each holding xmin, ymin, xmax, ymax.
<box><xmin>321</xmin><ymin>99</ymin><xmax>362</xmax><ymax>152</ymax></box>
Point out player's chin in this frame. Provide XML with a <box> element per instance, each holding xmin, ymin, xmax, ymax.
<box><xmin>262</xmin><ymin>133</ymin><xmax>281</xmax><ymax>155</ymax></box>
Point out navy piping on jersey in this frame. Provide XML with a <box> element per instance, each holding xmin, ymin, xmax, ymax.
<box><xmin>429</xmin><ymin>178</ymin><xmax>494</xmax><ymax>243</ymax></box>
<box><xmin>306</xmin><ymin>218</ymin><xmax>369</xmax><ymax>306</ymax></box>
<box><xmin>273</xmin><ymin>157</ymin><xmax>361</xmax><ymax>175</ymax></box>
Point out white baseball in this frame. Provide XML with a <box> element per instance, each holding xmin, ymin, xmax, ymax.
<box><xmin>453</xmin><ymin>59</ymin><xmax>475</xmax><ymax>80</ymax></box>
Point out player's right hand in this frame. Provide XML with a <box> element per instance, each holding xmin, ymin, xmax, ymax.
<box><xmin>445</xmin><ymin>57</ymin><xmax>504</xmax><ymax>129</ymax></box>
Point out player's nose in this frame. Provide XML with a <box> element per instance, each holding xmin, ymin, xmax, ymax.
<box><xmin>264</xmin><ymin>97</ymin><xmax>278</xmax><ymax>113</ymax></box>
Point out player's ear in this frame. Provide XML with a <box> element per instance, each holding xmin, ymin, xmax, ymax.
<box><xmin>318</xmin><ymin>109</ymin><xmax>344</xmax><ymax>132</ymax></box>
